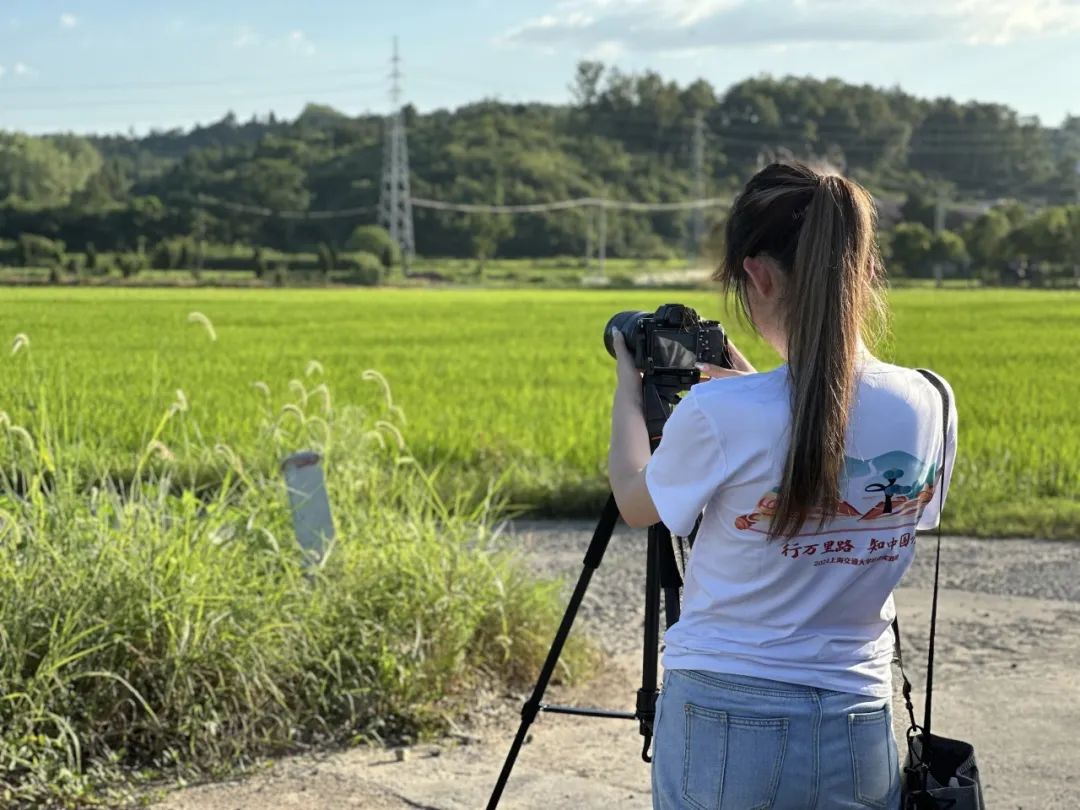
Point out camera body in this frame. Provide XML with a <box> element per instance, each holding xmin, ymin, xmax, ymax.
<box><xmin>604</xmin><ymin>303</ymin><xmax>732</xmax><ymax>373</ymax></box>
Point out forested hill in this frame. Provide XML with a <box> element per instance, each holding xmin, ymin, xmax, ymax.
<box><xmin>2</xmin><ymin>64</ymin><xmax>1079</xmax><ymax>258</ymax></box>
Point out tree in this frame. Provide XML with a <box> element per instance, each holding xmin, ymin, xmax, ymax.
<box><xmin>865</xmin><ymin>468</ymin><xmax>911</xmax><ymax>514</ymax></box>
<box><xmin>570</xmin><ymin>61</ymin><xmax>605</xmax><ymax>107</ymax></box>
<box><xmin>888</xmin><ymin>223</ymin><xmax>934</xmax><ymax>277</ymax></box>
<box><xmin>901</xmin><ymin>190</ymin><xmax>937</xmax><ymax>230</ymax></box>
<box><xmin>962</xmin><ymin>209</ymin><xmax>1011</xmax><ymax>269</ymax></box>
<box><xmin>0</xmin><ymin>133</ymin><xmax>102</xmax><ymax>207</ymax></box>
<box><xmin>1005</xmin><ymin>206</ymin><xmax>1071</xmax><ymax>263</ymax></box>
<box><xmin>252</xmin><ymin>246</ymin><xmax>267</xmax><ymax>279</ymax></box>
<box><xmin>316</xmin><ymin>242</ymin><xmax>334</xmax><ymax>283</ymax></box>
<box><xmin>470</xmin><ymin>212</ymin><xmax>513</xmax><ymax>273</ymax></box>
<box><xmin>930</xmin><ymin>230</ymin><xmax>969</xmax><ymax>267</ymax></box>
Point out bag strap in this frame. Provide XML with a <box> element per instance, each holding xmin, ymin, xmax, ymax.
<box><xmin>892</xmin><ymin>368</ymin><xmax>950</xmax><ymax>737</ymax></box>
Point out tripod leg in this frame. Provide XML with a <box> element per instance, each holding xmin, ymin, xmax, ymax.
<box><xmin>660</xmin><ymin>535</ymin><xmax>685</xmax><ymax>627</ymax></box>
<box><xmin>638</xmin><ymin>524</ymin><xmax>688</xmax><ymax>762</ymax></box>
<box><xmin>486</xmin><ymin>495</ymin><xmax>621</xmax><ymax>810</ymax></box>
<box><xmin>637</xmin><ymin>526</ymin><xmax>663</xmax><ymax>762</ymax></box>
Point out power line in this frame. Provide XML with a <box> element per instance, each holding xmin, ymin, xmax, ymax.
<box><xmin>196</xmin><ymin>193</ymin><xmax>731</xmax><ymax>218</ymax></box>
<box><xmin>0</xmin><ymin>66</ymin><xmax>386</xmax><ymax>95</ymax></box>
<box><xmin>0</xmin><ymin>81</ymin><xmax>389</xmax><ymax>113</ymax></box>
<box><xmin>196</xmin><ymin>194</ymin><xmax>373</xmax><ymax>219</ymax></box>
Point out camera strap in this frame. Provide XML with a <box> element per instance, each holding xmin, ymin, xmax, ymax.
<box><xmin>892</xmin><ymin>368</ymin><xmax>950</xmax><ymax>737</ymax></box>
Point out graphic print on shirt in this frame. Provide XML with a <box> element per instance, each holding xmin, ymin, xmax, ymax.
<box><xmin>734</xmin><ymin>450</ymin><xmax>939</xmax><ymax>537</ymax></box>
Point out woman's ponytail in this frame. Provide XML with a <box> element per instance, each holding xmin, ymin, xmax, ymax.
<box><xmin>715</xmin><ymin>164</ymin><xmax>883</xmax><ymax>540</ymax></box>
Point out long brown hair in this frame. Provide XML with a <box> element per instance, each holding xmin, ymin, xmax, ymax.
<box><xmin>715</xmin><ymin>163</ymin><xmax>885</xmax><ymax>540</ymax></box>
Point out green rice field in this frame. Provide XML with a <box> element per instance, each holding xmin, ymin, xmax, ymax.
<box><xmin>2</xmin><ymin>287</ymin><xmax>1078</xmax><ymax>539</ymax></box>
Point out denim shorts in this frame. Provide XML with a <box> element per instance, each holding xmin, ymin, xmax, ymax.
<box><xmin>652</xmin><ymin>669</ymin><xmax>900</xmax><ymax>810</ymax></box>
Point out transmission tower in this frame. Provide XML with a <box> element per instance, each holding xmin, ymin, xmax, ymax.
<box><xmin>688</xmin><ymin>113</ymin><xmax>707</xmax><ymax>264</ymax></box>
<box><xmin>378</xmin><ymin>37</ymin><xmax>415</xmax><ymax>272</ymax></box>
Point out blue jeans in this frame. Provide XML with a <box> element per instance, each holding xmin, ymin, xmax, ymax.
<box><xmin>652</xmin><ymin>669</ymin><xmax>900</xmax><ymax>809</ymax></box>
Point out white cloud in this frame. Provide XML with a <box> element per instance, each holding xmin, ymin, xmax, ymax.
<box><xmin>498</xmin><ymin>0</ymin><xmax>1080</xmax><ymax>53</ymax></box>
<box><xmin>586</xmin><ymin>40</ymin><xmax>626</xmax><ymax>60</ymax></box>
<box><xmin>288</xmin><ymin>29</ymin><xmax>317</xmax><ymax>56</ymax></box>
<box><xmin>13</xmin><ymin>62</ymin><xmax>31</xmax><ymax>76</ymax></box>
<box><xmin>0</xmin><ymin>65</ymin><xmax>5</xmax><ymax>79</ymax></box>
<box><xmin>233</xmin><ymin>25</ymin><xmax>259</xmax><ymax>48</ymax></box>
<box><xmin>59</xmin><ymin>13</ymin><xmax>78</xmax><ymax>29</ymax></box>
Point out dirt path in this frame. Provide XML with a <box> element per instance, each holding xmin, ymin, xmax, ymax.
<box><xmin>157</xmin><ymin>524</ymin><xmax>1080</xmax><ymax>810</ymax></box>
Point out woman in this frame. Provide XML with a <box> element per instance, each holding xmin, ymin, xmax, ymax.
<box><xmin>608</xmin><ymin>162</ymin><xmax>957</xmax><ymax>809</ymax></box>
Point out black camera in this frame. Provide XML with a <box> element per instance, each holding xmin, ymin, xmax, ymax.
<box><xmin>604</xmin><ymin>303</ymin><xmax>731</xmax><ymax>373</ymax></box>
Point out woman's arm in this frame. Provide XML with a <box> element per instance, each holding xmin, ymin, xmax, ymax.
<box><xmin>608</xmin><ymin>330</ymin><xmax>749</xmax><ymax>530</ymax></box>
<box><xmin>608</xmin><ymin>330</ymin><xmax>659</xmax><ymax>528</ymax></box>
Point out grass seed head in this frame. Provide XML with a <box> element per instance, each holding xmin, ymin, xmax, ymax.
<box><xmin>186</xmin><ymin>311</ymin><xmax>218</xmax><ymax>342</ymax></box>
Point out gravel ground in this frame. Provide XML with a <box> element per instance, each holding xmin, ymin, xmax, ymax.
<box><xmin>159</xmin><ymin>522</ymin><xmax>1080</xmax><ymax>810</ymax></box>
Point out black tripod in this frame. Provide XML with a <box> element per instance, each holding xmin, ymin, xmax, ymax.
<box><xmin>486</xmin><ymin>368</ymin><xmax>699</xmax><ymax>810</ymax></box>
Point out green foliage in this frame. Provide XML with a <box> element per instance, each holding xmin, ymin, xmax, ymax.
<box><xmin>253</xmin><ymin>245</ymin><xmax>268</xmax><ymax>279</ymax></box>
<box><xmin>339</xmin><ymin>251</ymin><xmax>383</xmax><ymax>286</ymax></box>
<box><xmin>18</xmin><ymin>233</ymin><xmax>65</xmax><ymax>267</ymax></box>
<box><xmin>151</xmin><ymin>238</ymin><xmax>186</xmax><ymax>270</ymax></box>
<box><xmin>888</xmin><ymin>222</ymin><xmax>934</xmax><ymax>277</ymax></box>
<box><xmin>931</xmin><ymin>230</ymin><xmax>969</xmax><ymax>267</ymax></box>
<box><xmin>3</xmin><ymin>67</ymin><xmax>1078</xmax><ymax>263</ymax></box>
<box><xmin>0</xmin><ymin>349</ymin><xmax>591</xmax><ymax>804</ymax></box>
<box><xmin>0</xmin><ymin>132</ymin><xmax>103</xmax><ymax>207</ymax></box>
<box><xmin>116</xmin><ymin>252</ymin><xmax>147</xmax><ymax>279</ymax></box>
<box><xmin>317</xmin><ymin>241</ymin><xmax>334</xmax><ymax>280</ymax></box>
<box><xmin>347</xmin><ymin>225</ymin><xmax>400</xmax><ymax>269</ymax></box>
<box><xmin>65</xmin><ymin>253</ymin><xmax>85</xmax><ymax>280</ymax></box>
<box><xmin>1004</xmin><ymin>205</ymin><xmax>1079</xmax><ymax>264</ymax></box>
<box><xmin>962</xmin><ymin>210</ymin><xmax>1011</xmax><ymax>269</ymax></box>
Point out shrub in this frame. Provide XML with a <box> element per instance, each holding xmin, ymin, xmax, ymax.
<box><xmin>66</xmin><ymin>254</ymin><xmax>86</xmax><ymax>280</ymax></box>
<box><xmin>607</xmin><ymin>272</ymin><xmax>637</xmax><ymax>289</ymax></box>
<box><xmin>0</xmin><ymin>239</ymin><xmax>18</xmax><ymax>266</ymax></box>
<box><xmin>339</xmin><ymin>251</ymin><xmax>383</xmax><ymax>286</ymax></box>
<box><xmin>151</xmin><ymin>241</ymin><xmax>173</xmax><ymax>270</ymax></box>
<box><xmin>150</xmin><ymin>239</ymin><xmax>189</xmax><ymax>270</ymax></box>
<box><xmin>18</xmin><ymin>233</ymin><xmax>65</xmax><ymax>268</ymax></box>
<box><xmin>117</xmin><ymin>252</ymin><xmax>147</xmax><ymax>279</ymax></box>
<box><xmin>86</xmin><ymin>241</ymin><xmax>98</xmax><ymax>272</ymax></box>
<box><xmin>347</xmin><ymin>224</ymin><xmax>400</xmax><ymax>269</ymax></box>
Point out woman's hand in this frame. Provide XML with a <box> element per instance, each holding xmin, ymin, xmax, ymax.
<box><xmin>610</xmin><ymin>328</ymin><xmax>643</xmax><ymax>396</ymax></box>
<box><xmin>695</xmin><ymin>339</ymin><xmax>758</xmax><ymax>380</ymax></box>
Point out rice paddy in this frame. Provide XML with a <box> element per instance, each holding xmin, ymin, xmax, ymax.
<box><xmin>2</xmin><ymin>286</ymin><xmax>1078</xmax><ymax>539</ymax></box>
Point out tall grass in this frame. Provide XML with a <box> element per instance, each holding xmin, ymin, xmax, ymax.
<box><xmin>0</xmin><ymin>339</ymin><xmax>591</xmax><ymax>807</ymax></box>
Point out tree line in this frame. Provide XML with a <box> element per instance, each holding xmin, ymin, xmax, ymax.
<box><xmin>1</xmin><ymin>64</ymin><xmax>1079</xmax><ymax>283</ymax></box>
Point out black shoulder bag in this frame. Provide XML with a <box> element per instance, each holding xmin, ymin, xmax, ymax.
<box><xmin>892</xmin><ymin>369</ymin><xmax>984</xmax><ymax>810</ymax></box>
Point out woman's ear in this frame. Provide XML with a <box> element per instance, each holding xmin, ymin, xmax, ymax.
<box><xmin>743</xmin><ymin>255</ymin><xmax>774</xmax><ymax>299</ymax></box>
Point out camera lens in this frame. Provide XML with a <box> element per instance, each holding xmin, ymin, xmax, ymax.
<box><xmin>604</xmin><ymin>311</ymin><xmax>649</xmax><ymax>359</ymax></box>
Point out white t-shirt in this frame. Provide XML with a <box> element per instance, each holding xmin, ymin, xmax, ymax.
<box><xmin>644</xmin><ymin>358</ymin><xmax>957</xmax><ymax>698</ymax></box>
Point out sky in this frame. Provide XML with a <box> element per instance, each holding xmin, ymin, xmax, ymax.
<box><xmin>1</xmin><ymin>0</ymin><xmax>1079</xmax><ymax>135</ymax></box>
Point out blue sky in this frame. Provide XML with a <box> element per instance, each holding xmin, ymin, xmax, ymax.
<box><xmin>2</xmin><ymin>0</ymin><xmax>1078</xmax><ymax>134</ymax></box>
